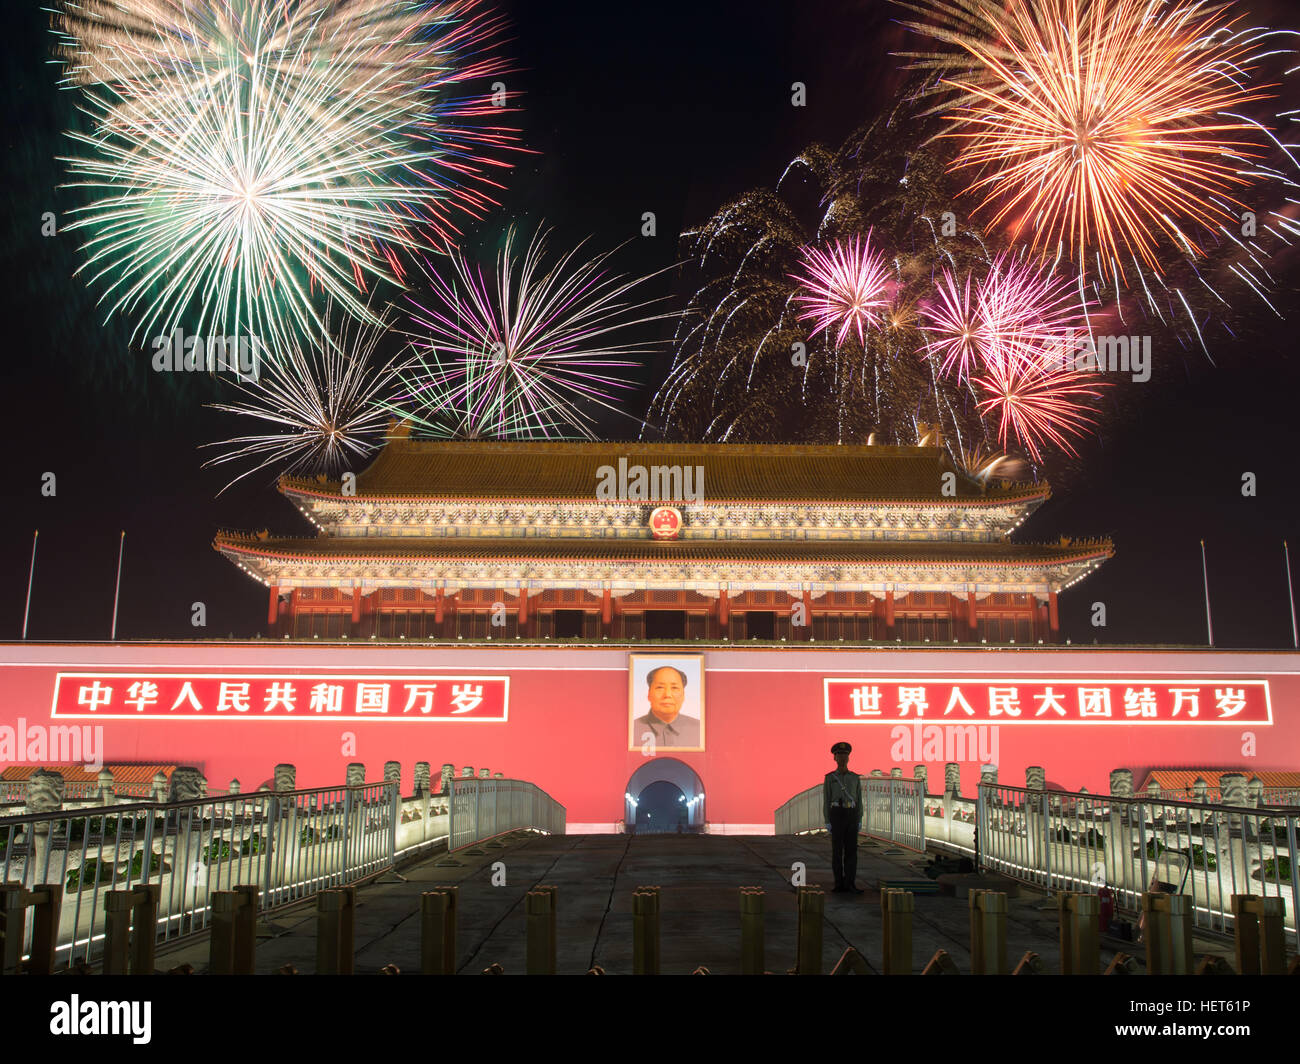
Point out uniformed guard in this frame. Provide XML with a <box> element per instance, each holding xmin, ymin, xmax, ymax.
<box><xmin>823</xmin><ymin>742</ymin><xmax>863</xmax><ymax>893</ymax></box>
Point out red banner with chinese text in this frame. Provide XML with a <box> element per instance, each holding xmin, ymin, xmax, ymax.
<box><xmin>823</xmin><ymin>677</ymin><xmax>1270</xmax><ymax>724</ymax></box>
<box><xmin>50</xmin><ymin>673</ymin><xmax>509</xmax><ymax>721</ymax></box>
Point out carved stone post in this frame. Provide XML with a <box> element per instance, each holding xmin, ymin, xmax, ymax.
<box><xmin>97</xmin><ymin>768</ymin><xmax>115</xmax><ymax>807</ymax></box>
<box><xmin>461</xmin><ymin>766</ymin><xmax>475</xmax><ymax>778</ymax></box>
<box><xmin>384</xmin><ymin>761</ymin><xmax>401</xmax><ymax>790</ymax></box>
<box><xmin>414</xmin><ymin>762</ymin><xmax>431</xmax><ymax>798</ymax></box>
<box><xmin>150</xmin><ymin>771</ymin><xmax>169</xmax><ymax>803</ymax></box>
<box><xmin>1107</xmin><ymin>769</ymin><xmax>1134</xmax><ymax>892</ymax></box>
<box><xmin>912</xmin><ymin>765</ymin><xmax>928</xmax><ymax>796</ymax></box>
<box><xmin>440</xmin><ymin>764</ymin><xmax>455</xmax><ymax>794</ymax></box>
<box><xmin>1025</xmin><ymin>766</ymin><xmax>1046</xmax><ymax>868</ymax></box>
<box><xmin>478</xmin><ymin>768</ymin><xmax>491</xmax><ymax>779</ymax></box>
<box><xmin>23</xmin><ymin>770</ymin><xmax>64</xmax><ymax>889</ymax></box>
<box><xmin>274</xmin><ymin>764</ymin><xmax>296</xmax><ymax>793</ymax></box>
<box><xmin>1219</xmin><ymin>773</ymin><xmax>1251</xmax><ymax>893</ymax></box>
<box><xmin>168</xmin><ymin>768</ymin><xmax>207</xmax><ymax>920</ymax></box>
<box><xmin>346</xmin><ymin>764</ymin><xmax>366</xmax><ymax>787</ymax></box>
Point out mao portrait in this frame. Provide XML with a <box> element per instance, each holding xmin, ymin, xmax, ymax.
<box><xmin>628</xmin><ymin>654</ymin><xmax>705</xmax><ymax>751</ymax></box>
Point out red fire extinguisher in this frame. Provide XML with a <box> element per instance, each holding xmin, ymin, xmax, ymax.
<box><xmin>1098</xmin><ymin>886</ymin><xmax>1114</xmax><ymax>931</ymax></box>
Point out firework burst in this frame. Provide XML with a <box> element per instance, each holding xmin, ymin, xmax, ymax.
<box><xmin>54</xmin><ymin>0</ymin><xmax>523</xmax><ymax>352</ymax></box>
<box><xmin>389</xmin><ymin>227</ymin><xmax>670</xmax><ymax>440</ymax></box>
<box><xmin>898</xmin><ymin>0</ymin><xmax>1298</xmax><ymax>342</ymax></box>
<box><xmin>792</xmin><ymin>233</ymin><xmax>893</xmax><ymax>347</ymax></box>
<box><xmin>202</xmin><ymin>308</ymin><xmax>398</xmax><ymax>493</ymax></box>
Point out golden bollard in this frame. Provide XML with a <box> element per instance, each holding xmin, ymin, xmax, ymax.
<box><xmin>739</xmin><ymin>887</ymin><xmax>765</xmax><ymax>975</ymax></box>
<box><xmin>525</xmin><ymin>885</ymin><xmax>558</xmax><ymax>975</ymax></box>
<box><xmin>421</xmin><ymin>888</ymin><xmax>458</xmax><ymax>974</ymax></box>
<box><xmin>632</xmin><ymin>886</ymin><xmax>661</xmax><ymax>975</ymax></box>
<box><xmin>968</xmin><ymin>890</ymin><xmax>1007</xmax><ymax>975</ymax></box>
<box><xmin>795</xmin><ymin>886</ymin><xmax>824</xmax><ymax>975</ymax></box>
<box><xmin>1057</xmin><ymin>892</ymin><xmax>1100</xmax><ymax>975</ymax></box>
<box><xmin>881</xmin><ymin>888</ymin><xmax>914</xmax><ymax>975</ymax></box>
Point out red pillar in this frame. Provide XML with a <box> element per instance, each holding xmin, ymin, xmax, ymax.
<box><xmin>601</xmin><ymin>588</ymin><xmax>612</xmax><ymax>637</ymax></box>
<box><xmin>1048</xmin><ymin>591</ymin><xmax>1060</xmax><ymax>642</ymax></box>
<box><xmin>884</xmin><ymin>589</ymin><xmax>895</xmax><ymax>636</ymax></box>
<box><xmin>517</xmin><ymin>588</ymin><xmax>530</xmax><ymax>637</ymax></box>
<box><xmin>434</xmin><ymin>587</ymin><xmax>445</xmax><ymax>624</ymax></box>
<box><xmin>801</xmin><ymin>590</ymin><xmax>814</xmax><ymax>640</ymax></box>
<box><xmin>718</xmin><ymin>588</ymin><xmax>729</xmax><ymax>630</ymax></box>
<box><xmin>967</xmin><ymin>591</ymin><xmax>979</xmax><ymax>640</ymax></box>
<box><xmin>351</xmin><ymin>586</ymin><xmax>362</xmax><ymax>636</ymax></box>
<box><xmin>267</xmin><ymin>586</ymin><xmax>280</xmax><ymax>635</ymax></box>
<box><xmin>288</xmin><ymin>588</ymin><xmax>299</xmax><ymax>638</ymax></box>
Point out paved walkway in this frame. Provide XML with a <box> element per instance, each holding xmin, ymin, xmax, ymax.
<box><xmin>154</xmin><ymin>832</ymin><xmax>1237</xmax><ymax>974</ymax></box>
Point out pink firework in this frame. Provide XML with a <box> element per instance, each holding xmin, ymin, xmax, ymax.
<box><xmin>921</xmin><ymin>269</ymin><xmax>982</xmax><ymax>379</ymax></box>
<box><xmin>792</xmin><ymin>234</ymin><xmax>893</xmax><ymax>346</ymax></box>
<box><xmin>972</xmin><ymin>355</ymin><xmax>1105</xmax><ymax>463</ymax></box>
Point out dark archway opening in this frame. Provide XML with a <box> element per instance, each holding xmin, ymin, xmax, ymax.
<box><xmin>634</xmin><ymin>780</ymin><xmax>687</xmax><ymax>834</ymax></box>
<box><xmin>745</xmin><ymin>611</ymin><xmax>775</xmax><ymax>639</ymax></box>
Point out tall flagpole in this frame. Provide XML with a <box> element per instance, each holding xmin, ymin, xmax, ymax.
<box><xmin>1200</xmin><ymin>539</ymin><xmax>1213</xmax><ymax>647</ymax></box>
<box><xmin>110</xmin><ymin>531</ymin><xmax>125</xmax><ymax>641</ymax></box>
<box><xmin>1286</xmin><ymin>540</ymin><xmax>1298</xmax><ymax>649</ymax></box>
<box><xmin>22</xmin><ymin>530</ymin><xmax>38</xmax><ymax>640</ymax></box>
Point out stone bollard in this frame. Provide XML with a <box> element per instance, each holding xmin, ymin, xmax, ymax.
<box><xmin>97</xmin><ymin>768</ymin><xmax>116</xmax><ymax>807</ymax></box>
<box><xmin>869</xmin><ymin>769</ymin><xmax>884</xmax><ymax>778</ymax></box>
<box><xmin>739</xmin><ymin>887</ymin><xmax>765</xmax><ymax>975</ymax></box>
<box><xmin>1109</xmin><ymin>768</ymin><xmax>1134</xmax><ymax>798</ymax></box>
<box><xmin>889</xmin><ymin>767</ymin><xmax>902</xmax><ymax>778</ymax></box>
<box><xmin>1231</xmin><ymin>894</ymin><xmax>1287</xmax><ymax>975</ymax></box>
<box><xmin>1192</xmin><ymin>777</ymin><xmax>1208</xmax><ymax>803</ymax></box>
<box><xmin>1142</xmin><ymin>891</ymin><xmax>1193</xmax><ymax>975</ymax></box>
<box><xmin>1026</xmin><ymin>766</ymin><xmax>1045</xmax><ymax>790</ymax></box>
<box><xmin>913</xmin><ymin>765</ymin><xmax>928</xmax><ymax>796</ymax></box>
<box><xmin>795</xmin><ymin>886</ymin><xmax>824</xmax><ymax>975</ymax></box>
<box><xmin>102</xmin><ymin>885</ymin><xmax>161</xmax><ymax>975</ymax></box>
<box><xmin>493</xmin><ymin>772</ymin><xmax>504</xmax><ymax>779</ymax></box>
<box><xmin>478</xmin><ymin>768</ymin><xmax>491</xmax><ymax>779</ymax></box>
<box><xmin>441</xmin><ymin>764</ymin><xmax>455</xmax><ymax>794</ymax></box>
<box><xmin>414</xmin><ymin>762</ymin><xmax>431</xmax><ymax>798</ymax></box>
<box><xmin>881</xmin><ymin>889</ymin><xmax>914</xmax><ymax>975</ymax></box>
<box><xmin>273</xmin><ymin>764</ymin><xmax>296</xmax><ymax>793</ymax></box>
<box><xmin>525</xmin><ymin>886</ymin><xmax>558</xmax><ymax>975</ymax></box>
<box><xmin>462</xmin><ymin>766</ymin><xmax>475</xmax><ymax>779</ymax></box>
<box><xmin>1057</xmin><ymin>892</ymin><xmax>1100</xmax><ymax>975</ymax></box>
<box><xmin>316</xmin><ymin>887</ymin><xmax>356</xmax><ymax>975</ymax></box>
<box><xmin>968</xmin><ymin>890</ymin><xmax>1008</xmax><ymax>975</ymax></box>
<box><xmin>943</xmin><ymin>763</ymin><xmax>961</xmax><ymax>796</ymax></box>
<box><xmin>167</xmin><ymin>767</ymin><xmax>207</xmax><ymax>911</ymax></box>
<box><xmin>979</xmin><ymin>765</ymin><xmax>997</xmax><ymax>788</ymax></box>
<box><xmin>346</xmin><ymin>763</ymin><xmax>366</xmax><ymax>787</ymax></box>
<box><xmin>632</xmin><ymin>886</ymin><xmax>662</xmax><ymax>975</ymax></box>
<box><xmin>1146</xmin><ymin>780</ymin><xmax>1161</xmax><ymax>801</ymax></box>
<box><xmin>421</xmin><ymin>888</ymin><xmax>458</xmax><ymax>975</ymax></box>
<box><xmin>150</xmin><ymin>771</ymin><xmax>168</xmax><ymax>803</ymax></box>
<box><xmin>228</xmin><ymin>779</ymin><xmax>240</xmax><ymax>795</ymax></box>
<box><xmin>209</xmin><ymin>885</ymin><xmax>259</xmax><ymax>975</ymax></box>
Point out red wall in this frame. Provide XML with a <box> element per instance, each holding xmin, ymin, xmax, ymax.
<box><xmin>2</xmin><ymin>643</ymin><xmax>1297</xmax><ymax>831</ymax></box>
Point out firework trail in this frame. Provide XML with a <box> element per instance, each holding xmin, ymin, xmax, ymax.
<box><xmin>202</xmin><ymin>306</ymin><xmax>399</xmax><ymax>493</ymax></box>
<box><xmin>388</xmin><ymin>226</ymin><xmax>671</xmax><ymax>440</ymax></box>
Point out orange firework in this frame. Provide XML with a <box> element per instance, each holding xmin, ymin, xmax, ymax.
<box><xmin>901</xmin><ymin>0</ymin><xmax>1277</xmax><ymax>278</ymax></box>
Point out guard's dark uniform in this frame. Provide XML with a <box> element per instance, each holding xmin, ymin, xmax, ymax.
<box><xmin>823</xmin><ymin>742</ymin><xmax>863</xmax><ymax>892</ymax></box>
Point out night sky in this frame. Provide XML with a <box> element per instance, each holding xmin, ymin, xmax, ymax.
<box><xmin>1</xmin><ymin>0</ymin><xmax>1297</xmax><ymax>648</ymax></box>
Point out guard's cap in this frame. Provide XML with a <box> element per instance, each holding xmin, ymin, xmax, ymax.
<box><xmin>831</xmin><ymin>742</ymin><xmax>852</xmax><ymax>755</ymax></box>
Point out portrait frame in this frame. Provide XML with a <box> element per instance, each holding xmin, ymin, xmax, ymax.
<box><xmin>628</xmin><ymin>653</ymin><xmax>705</xmax><ymax>752</ymax></box>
